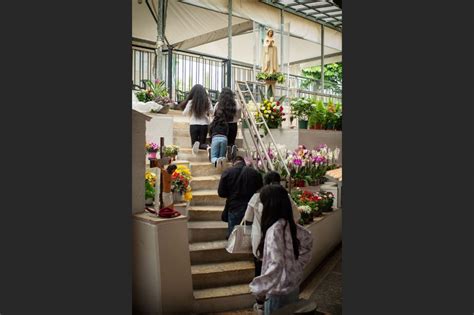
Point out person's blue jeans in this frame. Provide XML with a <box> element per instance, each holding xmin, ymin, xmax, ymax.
<box><xmin>210</xmin><ymin>135</ymin><xmax>228</xmax><ymax>163</ymax></box>
<box><xmin>264</xmin><ymin>287</ymin><xmax>299</xmax><ymax>315</ymax></box>
<box><xmin>227</xmin><ymin>209</ymin><xmax>245</xmax><ymax>236</ymax></box>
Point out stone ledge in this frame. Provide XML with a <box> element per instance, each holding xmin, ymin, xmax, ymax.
<box><xmin>133</xmin><ymin>211</ymin><xmax>187</xmax><ymax>225</ymax></box>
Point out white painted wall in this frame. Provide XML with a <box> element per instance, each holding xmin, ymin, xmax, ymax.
<box><xmin>132</xmin><ymin>110</ymin><xmax>151</xmax><ymax>215</ymax></box>
<box><xmin>132</xmin><ymin>214</ymin><xmax>194</xmax><ymax>315</ymax></box>
<box><xmin>145</xmin><ymin>114</ymin><xmax>174</xmax><ymax>147</ymax></box>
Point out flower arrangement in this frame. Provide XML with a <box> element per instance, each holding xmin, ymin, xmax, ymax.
<box><xmin>171</xmin><ymin>165</ymin><xmax>192</xmax><ymax>201</ymax></box>
<box><xmin>145</xmin><ymin>171</ymin><xmax>157</xmax><ymax>203</ymax></box>
<box><xmin>282</xmin><ymin>144</ymin><xmax>340</xmax><ymax>186</ymax></box>
<box><xmin>254</xmin><ymin>97</ymin><xmax>286</xmax><ymax>130</ymax></box>
<box><xmin>163</xmin><ymin>145</ymin><xmax>179</xmax><ymax>157</ymax></box>
<box><xmin>290</xmin><ymin>97</ymin><xmax>313</xmax><ymax>121</ymax></box>
<box><xmin>145</xmin><ymin>142</ymin><xmax>159</xmax><ymax>153</ymax></box>
<box><xmin>256</xmin><ymin>72</ymin><xmax>285</xmax><ymax>84</ymax></box>
<box><xmin>292</xmin><ymin>188</ymin><xmax>335</xmax><ymax>224</ymax></box>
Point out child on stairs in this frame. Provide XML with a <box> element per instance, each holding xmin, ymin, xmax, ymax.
<box><xmin>208</xmin><ymin>108</ymin><xmax>228</xmax><ymax>169</ymax></box>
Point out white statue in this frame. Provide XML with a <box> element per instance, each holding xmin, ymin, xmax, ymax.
<box><xmin>262</xmin><ymin>28</ymin><xmax>279</xmax><ymax>74</ymax></box>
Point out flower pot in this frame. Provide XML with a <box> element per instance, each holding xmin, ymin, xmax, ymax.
<box><xmin>294</xmin><ymin>179</ymin><xmax>306</xmax><ymax>187</ymax></box>
<box><xmin>298</xmin><ymin>120</ymin><xmax>308</xmax><ymax>129</ymax></box>
<box><xmin>148</xmin><ymin>151</ymin><xmax>157</xmax><ymax>159</ymax></box>
<box><xmin>145</xmin><ymin>198</ymin><xmax>154</xmax><ymax>206</ymax></box>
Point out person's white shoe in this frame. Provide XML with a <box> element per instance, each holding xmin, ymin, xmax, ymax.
<box><xmin>192</xmin><ymin>141</ymin><xmax>200</xmax><ymax>155</ymax></box>
<box><xmin>253</xmin><ymin>302</ymin><xmax>264</xmax><ymax>315</ymax></box>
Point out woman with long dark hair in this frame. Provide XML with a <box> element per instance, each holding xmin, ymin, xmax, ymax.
<box><xmin>181</xmin><ymin>84</ymin><xmax>213</xmax><ymax>154</ymax></box>
<box><xmin>213</xmin><ymin>87</ymin><xmax>241</xmax><ymax>160</ymax></box>
<box><xmin>244</xmin><ymin>172</ymin><xmax>301</xmax><ymax>313</ymax></box>
<box><xmin>249</xmin><ymin>185</ymin><xmax>313</xmax><ymax>315</ymax></box>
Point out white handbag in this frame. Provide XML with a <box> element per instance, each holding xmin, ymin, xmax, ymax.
<box><xmin>226</xmin><ymin>219</ymin><xmax>252</xmax><ymax>254</ymax></box>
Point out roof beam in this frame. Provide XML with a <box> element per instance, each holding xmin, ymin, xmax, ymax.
<box><xmin>289</xmin><ymin>52</ymin><xmax>342</xmax><ymax>65</ymax></box>
<box><xmin>172</xmin><ymin>20</ymin><xmax>253</xmax><ymax>50</ymax></box>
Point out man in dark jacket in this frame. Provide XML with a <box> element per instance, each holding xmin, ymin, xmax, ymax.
<box><xmin>218</xmin><ymin>156</ymin><xmax>263</xmax><ymax>236</ymax></box>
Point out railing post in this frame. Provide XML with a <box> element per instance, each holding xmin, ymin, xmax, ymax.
<box><xmin>167</xmin><ymin>47</ymin><xmax>173</xmax><ymax>99</ymax></box>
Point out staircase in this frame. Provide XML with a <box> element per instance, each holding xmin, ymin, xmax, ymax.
<box><xmin>170</xmin><ymin>111</ymin><xmax>256</xmax><ymax>314</ymax></box>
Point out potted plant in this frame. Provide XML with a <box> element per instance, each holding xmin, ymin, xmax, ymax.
<box><xmin>334</xmin><ymin>102</ymin><xmax>342</xmax><ymax>131</ymax></box>
<box><xmin>254</xmin><ymin>97</ymin><xmax>286</xmax><ymax>134</ymax></box>
<box><xmin>256</xmin><ymin>72</ymin><xmax>285</xmax><ymax>84</ymax></box>
<box><xmin>308</xmin><ymin>100</ymin><xmax>326</xmax><ymax>130</ymax></box>
<box><xmin>163</xmin><ymin>145</ymin><xmax>180</xmax><ymax>161</ymax></box>
<box><xmin>145</xmin><ymin>142</ymin><xmax>160</xmax><ymax>159</ymax></box>
<box><xmin>290</xmin><ymin>97</ymin><xmax>313</xmax><ymax>129</ymax></box>
<box><xmin>318</xmin><ymin>191</ymin><xmax>335</xmax><ymax>212</ymax></box>
<box><xmin>298</xmin><ymin>205</ymin><xmax>313</xmax><ymax>225</ymax></box>
<box><xmin>145</xmin><ymin>171</ymin><xmax>157</xmax><ymax>206</ymax></box>
<box><xmin>325</xmin><ymin>100</ymin><xmax>337</xmax><ymax>130</ymax></box>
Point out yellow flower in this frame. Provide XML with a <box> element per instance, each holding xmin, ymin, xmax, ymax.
<box><xmin>184</xmin><ymin>191</ymin><xmax>193</xmax><ymax>201</ymax></box>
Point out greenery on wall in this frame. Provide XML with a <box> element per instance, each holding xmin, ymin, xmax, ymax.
<box><xmin>301</xmin><ymin>62</ymin><xmax>342</xmax><ymax>94</ymax></box>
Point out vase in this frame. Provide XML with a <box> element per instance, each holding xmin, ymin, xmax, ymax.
<box><xmin>148</xmin><ymin>151</ymin><xmax>157</xmax><ymax>159</ymax></box>
<box><xmin>298</xmin><ymin>120</ymin><xmax>308</xmax><ymax>129</ymax></box>
<box><xmin>173</xmin><ymin>191</ymin><xmax>183</xmax><ymax>203</ymax></box>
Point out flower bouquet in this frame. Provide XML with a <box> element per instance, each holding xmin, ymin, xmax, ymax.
<box><xmin>145</xmin><ymin>171</ymin><xmax>157</xmax><ymax>205</ymax></box>
<box><xmin>254</xmin><ymin>97</ymin><xmax>286</xmax><ymax>133</ymax></box>
<box><xmin>145</xmin><ymin>142</ymin><xmax>159</xmax><ymax>159</ymax></box>
<box><xmin>171</xmin><ymin>165</ymin><xmax>192</xmax><ymax>202</ymax></box>
<box><xmin>163</xmin><ymin>145</ymin><xmax>179</xmax><ymax>160</ymax></box>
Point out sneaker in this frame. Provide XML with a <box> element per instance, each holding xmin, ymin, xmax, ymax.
<box><xmin>226</xmin><ymin>146</ymin><xmax>231</xmax><ymax>161</ymax></box>
<box><xmin>207</xmin><ymin>146</ymin><xmax>212</xmax><ymax>162</ymax></box>
<box><xmin>231</xmin><ymin>145</ymin><xmax>238</xmax><ymax>161</ymax></box>
<box><xmin>192</xmin><ymin>141</ymin><xmax>200</xmax><ymax>155</ymax></box>
<box><xmin>253</xmin><ymin>303</ymin><xmax>264</xmax><ymax>315</ymax></box>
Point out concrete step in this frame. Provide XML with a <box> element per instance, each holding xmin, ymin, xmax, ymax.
<box><xmin>192</xmin><ymin>284</ymin><xmax>254</xmax><ymax>314</ymax></box>
<box><xmin>190</xmin><ymin>162</ymin><xmax>230</xmax><ymax>177</ymax></box>
<box><xmin>178</xmin><ymin>148</ymin><xmax>211</xmax><ymax>163</ymax></box>
<box><xmin>188</xmin><ymin>205</ymin><xmax>223</xmax><ymax>221</ymax></box>
<box><xmin>191</xmin><ymin>189</ymin><xmax>225</xmax><ymax>206</ymax></box>
<box><xmin>174</xmin><ymin>136</ymin><xmax>193</xmax><ymax>148</ymax></box>
<box><xmin>190</xmin><ymin>175</ymin><xmax>221</xmax><ymax>191</ymax></box>
<box><xmin>189</xmin><ymin>240</ymin><xmax>253</xmax><ymax>264</ymax></box>
<box><xmin>188</xmin><ymin>221</ymin><xmax>228</xmax><ymax>243</ymax></box>
<box><xmin>191</xmin><ymin>261</ymin><xmax>255</xmax><ymax>290</ymax></box>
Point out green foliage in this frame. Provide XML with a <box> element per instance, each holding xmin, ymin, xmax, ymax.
<box><xmin>290</xmin><ymin>97</ymin><xmax>313</xmax><ymax>120</ymax></box>
<box><xmin>308</xmin><ymin>100</ymin><xmax>326</xmax><ymax>127</ymax></box>
<box><xmin>135</xmin><ymin>79</ymin><xmax>169</xmax><ymax>102</ymax></box>
<box><xmin>301</xmin><ymin>62</ymin><xmax>342</xmax><ymax>94</ymax></box>
<box><xmin>256</xmin><ymin>72</ymin><xmax>285</xmax><ymax>84</ymax></box>
<box><xmin>145</xmin><ymin>180</ymin><xmax>155</xmax><ymax>200</ymax></box>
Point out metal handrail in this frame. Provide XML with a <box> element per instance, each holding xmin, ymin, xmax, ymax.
<box><xmin>235</xmin><ymin>81</ymin><xmax>291</xmax><ymax>183</ymax></box>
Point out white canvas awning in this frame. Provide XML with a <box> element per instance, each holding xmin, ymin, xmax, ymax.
<box><xmin>132</xmin><ymin>0</ymin><xmax>342</xmax><ymax>71</ymax></box>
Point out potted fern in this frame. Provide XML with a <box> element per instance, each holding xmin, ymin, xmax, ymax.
<box><xmin>308</xmin><ymin>100</ymin><xmax>326</xmax><ymax>130</ymax></box>
<box><xmin>290</xmin><ymin>97</ymin><xmax>313</xmax><ymax>129</ymax></box>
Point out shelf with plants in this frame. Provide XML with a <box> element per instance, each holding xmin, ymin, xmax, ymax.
<box><xmin>256</xmin><ymin>144</ymin><xmax>341</xmax><ymax>188</ymax></box>
<box><xmin>135</xmin><ymin>79</ymin><xmax>175</xmax><ymax>113</ymax></box>
<box><xmin>290</xmin><ymin>97</ymin><xmax>342</xmax><ymax>131</ymax></box>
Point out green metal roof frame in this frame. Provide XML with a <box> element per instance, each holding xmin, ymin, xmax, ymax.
<box><xmin>260</xmin><ymin>0</ymin><xmax>342</xmax><ymax>32</ymax></box>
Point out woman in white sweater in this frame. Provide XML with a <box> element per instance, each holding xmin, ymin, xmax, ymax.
<box><xmin>249</xmin><ymin>184</ymin><xmax>313</xmax><ymax>315</ymax></box>
<box><xmin>180</xmin><ymin>84</ymin><xmax>213</xmax><ymax>154</ymax></box>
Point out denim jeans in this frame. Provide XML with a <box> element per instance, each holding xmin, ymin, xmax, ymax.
<box><xmin>227</xmin><ymin>208</ymin><xmax>245</xmax><ymax>237</ymax></box>
<box><xmin>264</xmin><ymin>288</ymin><xmax>299</xmax><ymax>315</ymax></box>
<box><xmin>210</xmin><ymin>135</ymin><xmax>228</xmax><ymax>163</ymax></box>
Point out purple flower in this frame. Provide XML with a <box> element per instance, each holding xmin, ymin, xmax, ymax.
<box><xmin>293</xmin><ymin>158</ymin><xmax>302</xmax><ymax>166</ymax></box>
<box><xmin>313</xmin><ymin>156</ymin><xmax>326</xmax><ymax>164</ymax></box>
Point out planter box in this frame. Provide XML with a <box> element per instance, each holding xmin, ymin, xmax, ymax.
<box><xmin>302</xmin><ymin>208</ymin><xmax>342</xmax><ymax>281</ymax></box>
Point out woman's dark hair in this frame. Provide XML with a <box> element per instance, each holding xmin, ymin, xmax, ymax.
<box><xmin>217</xmin><ymin>87</ymin><xmax>237</xmax><ymax>122</ymax></box>
<box><xmin>179</xmin><ymin>84</ymin><xmax>210</xmax><ymax>118</ymax></box>
<box><xmin>257</xmin><ymin>185</ymin><xmax>300</xmax><ymax>260</ymax></box>
<box><xmin>232</xmin><ymin>155</ymin><xmax>245</xmax><ymax>165</ymax></box>
<box><xmin>166</xmin><ymin>164</ymin><xmax>177</xmax><ymax>174</ymax></box>
<box><xmin>236</xmin><ymin>167</ymin><xmax>263</xmax><ymax>202</ymax></box>
<box><xmin>210</xmin><ymin>108</ymin><xmax>228</xmax><ymax>131</ymax></box>
<box><xmin>263</xmin><ymin>171</ymin><xmax>281</xmax><ymax>185</ymax></box>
